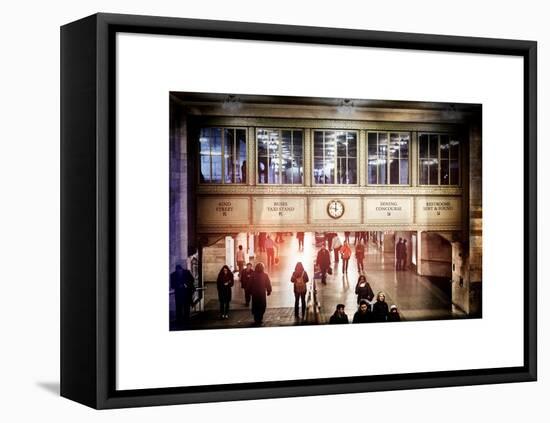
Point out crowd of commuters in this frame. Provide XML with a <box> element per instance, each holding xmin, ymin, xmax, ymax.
<box><xmin>172</xmin><ymin>232</ymin><xmax>405</xmax><ymax>326</ymax></box>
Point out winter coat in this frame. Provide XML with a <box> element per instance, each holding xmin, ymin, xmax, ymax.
<box><xmin>216</xmin><ymin>271</ymin><xmax>234</xmax><ymax>302</ymax></box>
<box><xmin>170</xmin><ymin>269</ymin><xmax>195</xmax><ymax>302</ymax></box>
<box><xmin>355</xmin><ymin>281</ymin><xmax>374</xmax><ymax>303</ymax></box>
<box><xmin>372</xmin><ymin>301</ymin><xmax>389</xmax><ymax>322</ymax></box>
<box><xmin>316</xmin><ymin>249</ymin><xmax>331</xmax><ymax>270</ymax></box>
<box><xmin>250</xmin><ymin>271</ymin><xmax>272</xmax><ymax>317</ymax></box>
<box><xmin>329</xmin><ymin>312</ymin><xmax>349</xmax><ymax>324</ymax></box>
<box><xmin>352</xmin><ymin>310</ymin><xmax>373</xmax><ymax>323</ymax></box>
<box><xmin>240</xmin><ymin>268</ymin><xmax>254</xmax><ymax>292</ymax></box>
<box><xmin>388</xmin><ymin>311</ymin><xmax>401</xmax><ymax>322</ymax></box>
<box><xmin>340</xmin><ymin>244</ymin><xmax>352</xmax><ymax>259</ymax></box>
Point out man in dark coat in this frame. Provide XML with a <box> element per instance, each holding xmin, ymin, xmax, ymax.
<box><xmin>250</xmin><ymin>262</ymin><xmax>272</xmax><ymax>324</ymax></box>
<box><xmin>316</xmin><ymin>244</ymin><xmax>331</xmax><ymax>284</ymax></box>
<box><xmin>352</xmin><ymin>300</ymin><xmax>373</xmax><ymax>323</ymax></box>
<box><xmin>329</xmin><ymin>304</ymin><xmax>349</xmax><ymax>324</ymax></box>
<box><xmin>170</xmin><ymin>264</ymin><xmax>195</xmax><ymax>324</ymax></box>
<box><xmin>240</xmin><ymin>262</ymin><xmax>254</xmax><ymax>307</ymax></box>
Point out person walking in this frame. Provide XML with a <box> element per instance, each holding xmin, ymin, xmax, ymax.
<box><xmin>240</xmin><ymin>262</ymin><xmax>254</xmax><ymax>307</ymax></box>
<box><xmin>216</xmin><ymin>265</ymin><xmax>234</xmax><ymax>319</ymax></box>
<box><xmin>250</xmin><ymin>262</ymin><xmax>272</xmax><ymax>324</ymax></box>
<box><xmin>355</xmin><ymin>240</ymin><xmax>365</xmax><ymax>273</ymax></box>
<box><xmin>290</xmin><ymin>262</ymin><xmax>309</xmax><ymax>319</ymax></box>
<box><xmin>236</xmin><ymin>244</ymin><xmax>246</xmax><ymax>275</ymax></box>
<box><xmin>332</xmin><ymin>234</ymin><xmax>342</xmax><ymax>265</ymax></box>
<box><xmin>352</xmin><ymin>300</ymin><xmax>373</xmax><ymax>323</ymax></box>
<box><xmin>395</xmin><ymin>238</ymin><xmax>403</xmax><ymax>270</ymax></box>
<box><xmin>265</xmin><ymin>235</ymin><xmax>276</xmax><ymax>269</ymax></box>
<box><xmin>372</xmin><ymin>291</ymin><xmax>389</xmax><ymax>322</ymax></box>
<box><xmin>344</xmin><ymin>231</ymin><xmax>351</xmax><ymax>244</ymax></box>
<box><xmin>329</xmin><ymin>304</ymin><xmax>349</xmax><ymax>324</ymax></box>
<box><xmin>258</xmin><ymin>232</ymin><xmax>267</xmax><ymax>253</ymax></box>
<box><xmin>316</xmin><ymin>243</ymin><xmax>331</xmax><ymax>285</ymax></box>
<box><xmin>170</xmin><ymin>264</ymin><xmax>195</xmax><ymax>324</ymax></box>
<box><xmin>355</xmin><ymin>274</ymin><xmax>374</xmax><ymax>305</ymax></box>
<box><xmin>354</xmin><ymin>231</ymin><xmax>361</xmax><ymax>245</ymax></box>
<box><xmin>340</xmin><ymin>240</ymin><xmax>352</xmax><ymax>273</ymax></box>
<box><xmin>402</xmin><ymin>240</ymin><xmax>408</xmax><ymax>271</ymax></box>
<box><xmin>296</xmin><ymin>232</ymin><xmax>305</xmax><ymax>251</ymax></box>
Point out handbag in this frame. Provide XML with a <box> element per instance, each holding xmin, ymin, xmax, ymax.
<box><xmin>327</xmin><ymin>267</ymin><xmax>333</xmax><ymax>275</ymax></box>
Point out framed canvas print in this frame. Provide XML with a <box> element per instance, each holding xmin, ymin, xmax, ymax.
<box><xmin>60</xmin><ymin>13</ymin><xmax>537</xmax><ymax>409</ymax></box>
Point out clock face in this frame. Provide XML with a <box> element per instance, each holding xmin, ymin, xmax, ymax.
<box><xmin>327</xmin><ymin>199</ymin><xmax>345</xmax><ymax>219</ymax></box>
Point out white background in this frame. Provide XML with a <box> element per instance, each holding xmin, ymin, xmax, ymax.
<box><xmin>0</xmin><ymin>0</ymin><xmax>548</xmax><ymax>421</ymax></box>
<box><xmin>117</xmin><ymin>34</ymin><xmax>523</xmax><ymax>389</ymax></box>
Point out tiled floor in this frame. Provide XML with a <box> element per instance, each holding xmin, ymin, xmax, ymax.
<box><xmin>170</xmin><ymin>232</ymin><xmax>467</xmax><ymax>331</ymax></box>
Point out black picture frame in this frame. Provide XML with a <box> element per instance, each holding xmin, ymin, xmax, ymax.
<box><xmin>60</xmin><ymin>12</ymin><xmax>537</xmax><ymax>409</ymax></box>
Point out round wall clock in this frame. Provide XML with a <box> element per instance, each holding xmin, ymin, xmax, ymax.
<box><xmin>327</xmin><ymin>199</ymin><xmax>345</xmax><ymax>219</ymax></box>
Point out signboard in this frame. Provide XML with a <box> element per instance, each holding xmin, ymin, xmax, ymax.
<box><xmin>415</xmin><ymin>197</ymin><xmax>462</xmax><ymax>224</ymax></box>
<box><xmin>253</xmin><ymin>197</ymin><xmax>307</xmax><ymax>224</ymax></box>
<box><xmin>364</xmin><ymin>197</ymin><xmax>413</xmax><ymax>224</ymax></box>
<box><xmin>197</xmin><ymin>197</ymin><xmax>250</xmax><ymax>225</ymax></box>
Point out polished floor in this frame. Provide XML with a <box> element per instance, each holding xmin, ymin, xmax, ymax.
<box><xmin>170</xmin><ymin>232</ymin><xmax>466</xmax><ymax>330</ymax></box>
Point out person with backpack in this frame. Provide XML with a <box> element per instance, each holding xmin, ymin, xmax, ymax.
<box><xmin>290</xmin><ymin>262</ymin><xmax>309</xmax><ymax>319</ymax></box>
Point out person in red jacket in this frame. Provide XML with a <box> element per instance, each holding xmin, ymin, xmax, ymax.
<box><xmin>340</xmin><ymin>241</ymin><xmax>352</xmax><ymax>273</ymax></box>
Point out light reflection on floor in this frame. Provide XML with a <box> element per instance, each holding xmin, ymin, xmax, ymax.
<box><xmin>197</xmin><ymin>232</ymin><xmax>464</xmax><ymax>325</ymax></box>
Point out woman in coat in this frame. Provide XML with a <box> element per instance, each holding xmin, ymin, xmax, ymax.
<box><xmin>290</xmin><ymin>262</ymin><xmax>309</xmax><ymax>319</ymax></box>
<box><xmin>354</xmin><ymin>274</ymin><xmax>374</xmax><ymax>305</ymax></box>
<box><xmin>250</xmin><ymin>262</ymin><xmax>272</xmax><ymax>324</ymax></box>
<box><xmin>372</xmin><ymin>291</ymin><xmax>389</xmax><ymax>322</ymax></box>
<box><xmin>216</xmin><ymin>265</ymin><xmax>234</xmax><ymax>319</ymax></box>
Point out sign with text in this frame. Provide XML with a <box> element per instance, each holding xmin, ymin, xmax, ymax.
<box><xmin>253</xmin><ymin>197</ymin><xmax>306</xmax><ymax>224</ymax></box>
<box><xmin>415</xmin><ymin>197</ymin><xmax>462</xmax><ymax>224</ymax></box>
<box><xmin>364</xmin><ymin>197</ymin><xmax>413</xmax><ymax>224</ymax></box>
<box><xmin>197</xmin><ymin>197</ymin><xmax>250</xmax><ymax>225</ymax></box>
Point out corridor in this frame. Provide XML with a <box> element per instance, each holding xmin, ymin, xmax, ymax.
<box><xmin>170</xmin><ymin>232</ymin><xmax>465</xmax><ymax>331</ymax></box>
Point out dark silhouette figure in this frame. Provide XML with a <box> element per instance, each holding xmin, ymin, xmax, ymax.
<box><xmin>296</xmin><ymin>232</ymin><xmax>305</xmax><ymax>251</ymax></box>
<box><xmin>170</xmin><ymin>264</ymin><xmax>195</xmax><ymax>324</ymax></box>
<box><xmin>250</xmin><ymin>262</ymin><xmax>272</xmax><ymax>324</ymax></box>
<box><xmin>355</xmin><ymin>240</ymin><xmax>365</xmax><ymax>273</ymax></box>
<box><xmin>353</xmin><ymin>300</ymin><xmax>373</xmax><ymax>323</ymax></box>
<box><xmin>290</xmin><ymin>262</ymin><xmax>309</xmax><ymax>318</ymax></box>
<box><xmin>240</xmin><ymin>262</ymin><xmax>254</xmax><ymax>307</ymax></box>
<box><xmin>396</xmin><ymin>238</ymin><xmax>404</xmax><ymax>270</ymax></box>
<box><xmin>258</xmin><ymin>232</ymin><xmax>267</xmax><ymax>252</ymax></box>
<box><xmin>216</xmin><ymin>265</ymin><xmax>234</xmax><ymax>319</ymax></box>
<box><xmin>372</xmin><ymin>291</ymin><xmax>390</xmax><ymax>322</ymax></box>
<box><xmin>402</xmin><ymin>240</ymin><xmax>408</xmax><ymax>270</ymax></box>
<box><xmin>329</xmin><ymin>304</ymin><xmax>349</xmax><ymax>324</ymax></box>
<box><xmin>355</xmin><ymin>274</ymin><xmax>374</xmax><ymax>305</ymax></box>
<box><xmin>316</xmin><ymin>244</ymin><xmax>331</xmax><ymax>284</ymax></box>
<box><xmin>388</xmin><ymin>304</ymin><xmax>401</xmax><ymax>322</ymax></box>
